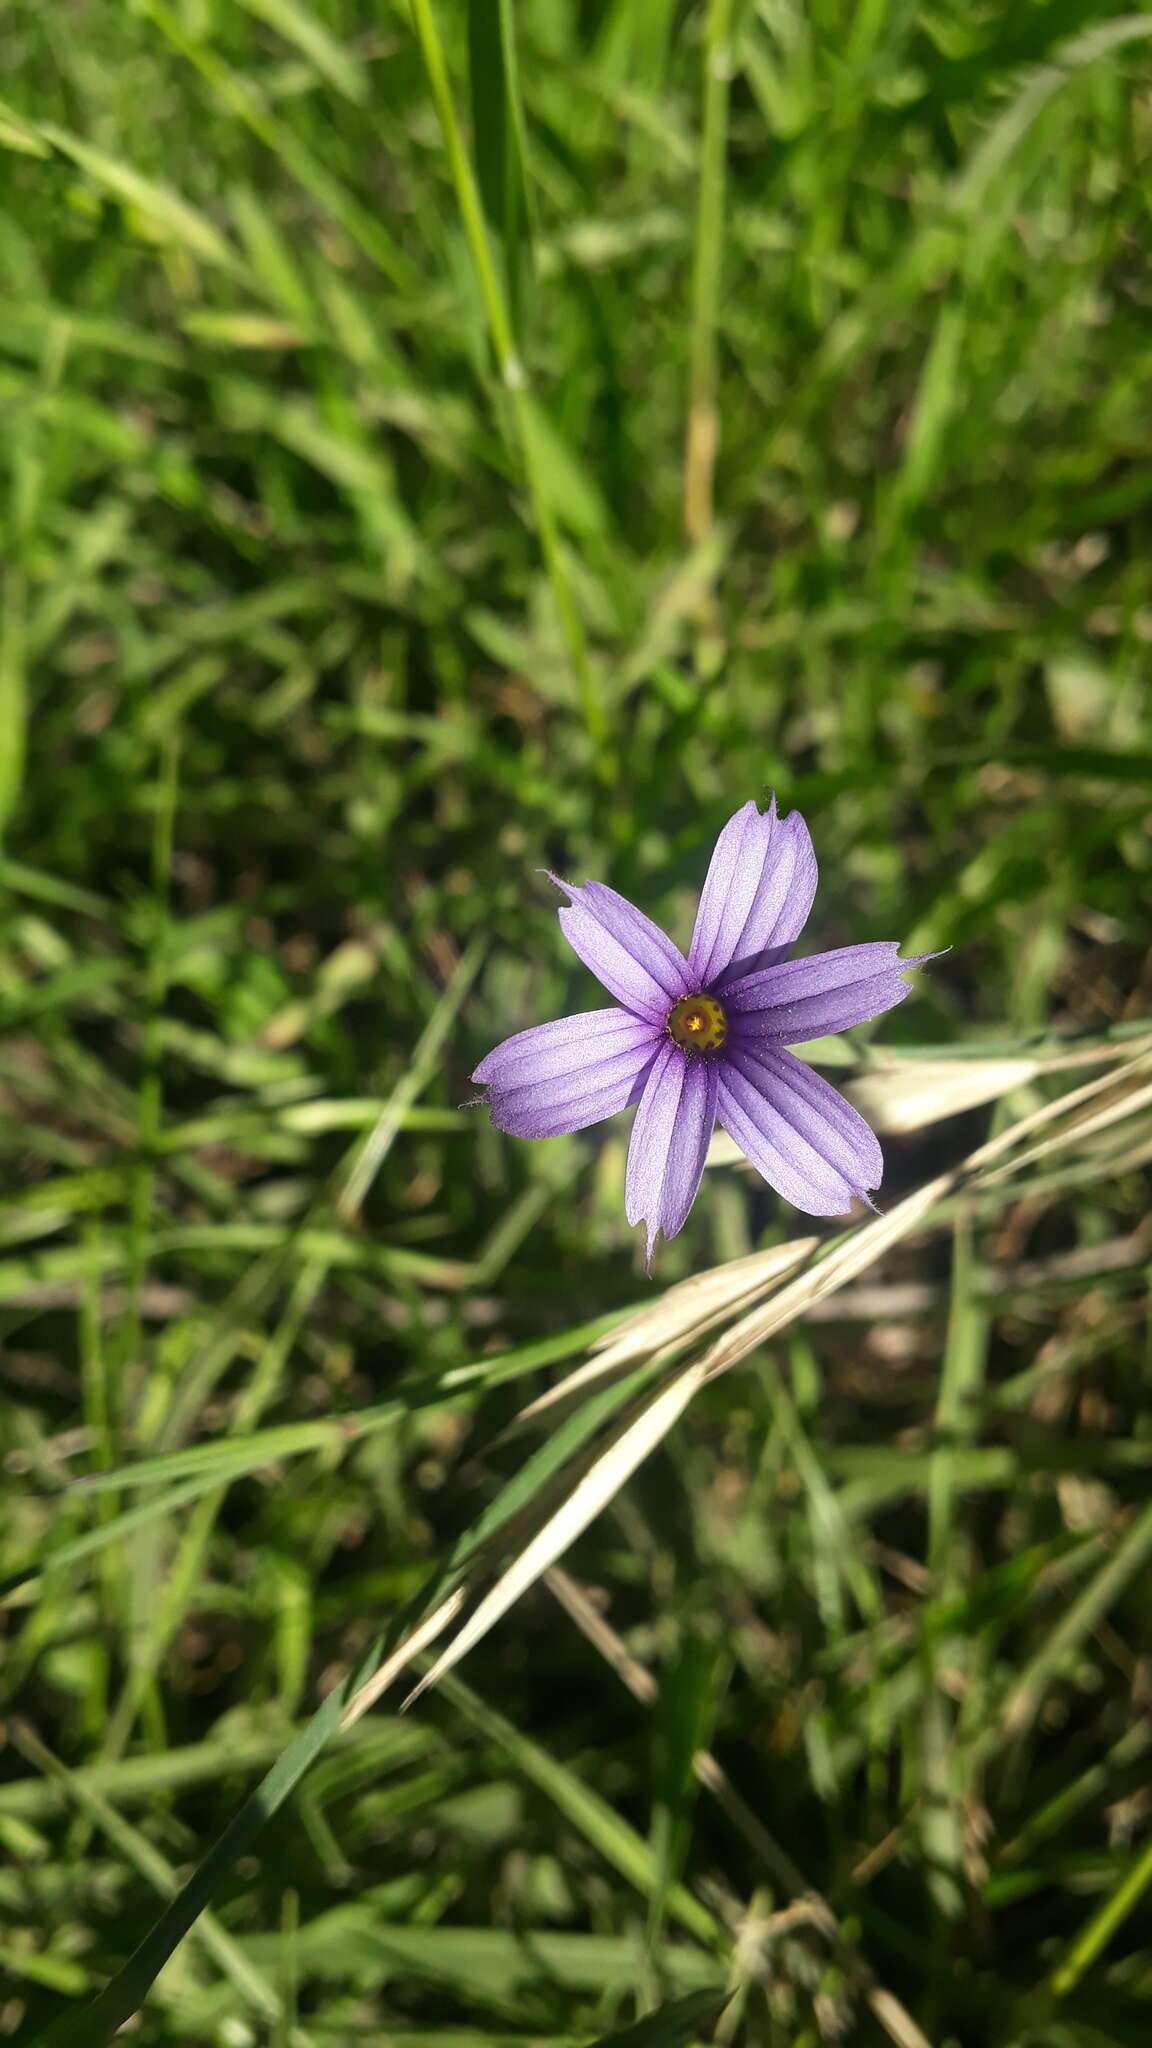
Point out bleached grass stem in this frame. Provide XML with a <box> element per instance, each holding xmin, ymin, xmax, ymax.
<box><xmin>375</xmin><ymin>1035</ymin><xmax>1152</xmax><ymax>1708</ymax></box>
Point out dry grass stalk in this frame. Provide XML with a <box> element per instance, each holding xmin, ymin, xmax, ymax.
<box><xmin>355</xmin><ymin>1039</ymin><xmax>1152</xmax><ymax>1718</ymax></box>
<box><xmin>512</xmin><ymin>1237</ymin><xmax>818</xmax><ymax>1430</ymax></box>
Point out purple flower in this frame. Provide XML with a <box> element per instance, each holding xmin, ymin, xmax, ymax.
<box><xmin>473</xmin><ymin>799</ymin><xmax>928</xmax><ymax>1263</ymax></box>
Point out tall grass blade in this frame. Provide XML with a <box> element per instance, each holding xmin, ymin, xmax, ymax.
<box><xmin>468</xmin><ymin>0</ymin><xmax>535</xmax><ymax>335</ymax></box>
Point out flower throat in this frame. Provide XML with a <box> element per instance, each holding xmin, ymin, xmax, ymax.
<box><xmin>667</xmin><ymin>992</ymin><xmax>728</xmax><ymax>1055</ymax></box>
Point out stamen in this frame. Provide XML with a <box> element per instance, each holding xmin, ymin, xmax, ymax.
<box><xmin>667</xmin><ymin>992</ymin><xmax>728</xmax><ymax>1055</ymax></box>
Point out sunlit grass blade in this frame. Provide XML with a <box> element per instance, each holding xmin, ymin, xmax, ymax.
<box><xmin>468</xmin><ymin>0</ymin><xmax>535</xmax><ymax>335</ymax></box>
<box><xmin>1044</xmin><ymin>1828</ymin><xmax>1152</xmax><ymax>2001</ymax></box>
<box><xmin>406</xmin><ymin>0</ymin><xmax>606</xmax><ymax>759</ymax></box>
<box><xmin>0</xmin><ymin>568</ymin><xmax>26</xmax><ymax>842</ymax></box>
<box><xmin>683</xmin><ymin>0</ymin><xmax>733</xmax><ymax>546</ymax></box>
<box><xmin>29</xmin><ymin>121</ymin><xmax>243</xmax><ymax>272</ymax></box>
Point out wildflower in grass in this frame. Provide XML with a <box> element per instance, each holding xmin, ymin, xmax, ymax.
<box><xmin>474</xmin><ymin>799</ymin><xmax>929</xmax><ymax>1262</ymax></box>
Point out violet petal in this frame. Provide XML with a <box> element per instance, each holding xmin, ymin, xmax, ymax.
<box><xmin>690</xmin><ymin>800</ymin><xmax>820</xmax><ymax>988</ymax></box>
<box><xmin>718</xmin><ymin>1043</ymin><xmax>882</xmax><ymax>1215</ymax></box>
<box><xmin>473</xmin><ymin>1006</ymin><xmax>656</xmax><ymax>1086</ymax></box>
<box><xmin>476</xmin><ymin>1009</ymin><xmax>661</xmax><ymax>1139</ymax></box>
<box><xmin>625</xmin><ymin>1042</ymin><xmax>719</xmax><ymax>1263</ymax></box>
<box><xmin>725</xmin><ymin>942</ymin><xmax>924</xmax><ymax>1043</ymax></box>
<box><xmin>687</xmin><ymin>799</ymin><xmax>778</xmax><ymax>987</ymax></box>
<box><xmin>551</xmin><ymin>875</ymin><xmax>692</xmax><ymax>1023</ymax></box>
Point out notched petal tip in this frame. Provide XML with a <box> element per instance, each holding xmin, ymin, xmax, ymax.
<box><xmin>695</xmin><ymin>797</ymin><xmax>820</xmax><ymax>988</ymax></box>
<box><xmin>898</xmin><ymin>946</ymin><xmax>949</xmax><ymax>975</ymax></box>
<box><xmin>547</xmin><ymin>871</ymin><xmax>692</xmax><ymax>1020</ymax></box>
<box><xmin>541</xmin><ymin>867</ymin><xmax>576</xmax><ymax>900</ymax></box>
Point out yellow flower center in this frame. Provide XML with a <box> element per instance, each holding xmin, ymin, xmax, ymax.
<box><xmin>668</xmin><ymin>993</ymin><xmax>728</xmax><ymax>1055</ymax></box>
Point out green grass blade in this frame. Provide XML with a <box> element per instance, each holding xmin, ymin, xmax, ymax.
<box><xmin>468</xmin><ymin>0</ymin><xmax>535</xmax><ymax>336</ymax></box>
<box><xmin>584</xmin><ymin>1985</ymin><xmax>730</xmax><ymax>2047</ymax></box>
<box><xmin>683</xmin><ymin>0</ymin><xmax>732</xmax><ymax>545</ymax></box>
<box><xmin>438</xmin><ymin>1672</ymin><xmax>722</xmax><ymax>1949</ymax></box>
<box><xmin>407</xmin><ymin>0</ymin><xmax>605</xmax><ymax>761</ymax></box>
<box><xmin>10</xmin><ymin>1723</ymin><xmax>292</xmax><ymax>2036</ymax></box>
<box><xmin>29</xmin><ymin>1640</ymin><xmax>386</xmax><ymax>2045</ymax></box>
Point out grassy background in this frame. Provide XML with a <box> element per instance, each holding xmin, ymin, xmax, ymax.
<box><xmin>1</xmin><ymin>0</ymin><xmax>1152</xmax><ymax>2042</ymax></box>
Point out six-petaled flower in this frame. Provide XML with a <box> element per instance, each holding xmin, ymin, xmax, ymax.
<box><xmin>473</xmin><ymin>798</ymin><xmax>929</xmax><ymax>1264</ymax></box>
